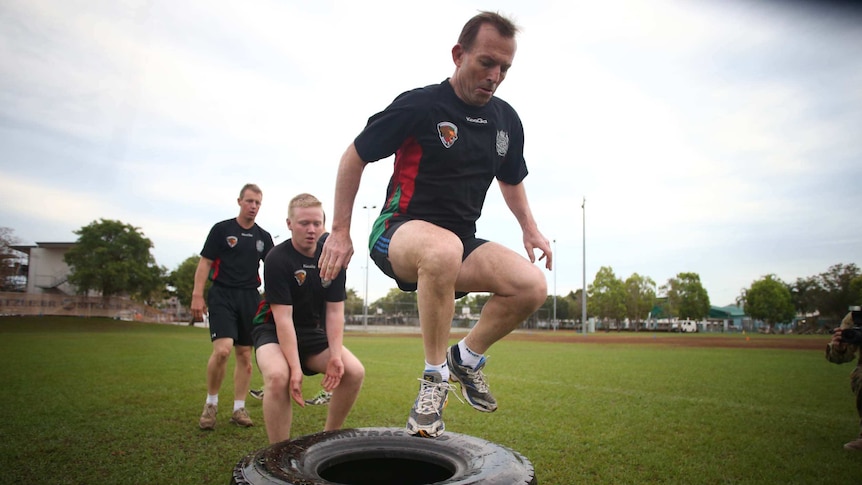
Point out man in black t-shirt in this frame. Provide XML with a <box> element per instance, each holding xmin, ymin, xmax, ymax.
<box><xmin>193</xmin><ymin>183</ymin><xmax>274</xmax><ymax>430</ymax></box>
<box><xmin>251</xmin><ymin>193</ymin><xmax>364</xmax><ymax>444</ymax></box>
<box><xmin>320</xmin><ymin>12</ymin><xmax>552</xmax><ymax>438</ymax></box>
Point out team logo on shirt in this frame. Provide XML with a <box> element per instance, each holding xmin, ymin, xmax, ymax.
<box><xmin>256</xmin><ymin>240</ymin><xmax>265</xmax><ymax>253</ymax></box>
<box><xmin>496</xmin><ymin>130</ymin><xmax>509</xmax><ymax>157</ymax></box>
<box><xmin>294</xmin><ymin>270</ymin><xmax>307</xmax><ymax>286</ymax></box>
<box><xmin>226</xmin><ymin>236</ymin><xmax>238</xmax><ymax>248</ymax></box>
<box><xmin>437</xmin><ymin>122</ymin><xmax>458</xmax><ymax>148</ymax></box>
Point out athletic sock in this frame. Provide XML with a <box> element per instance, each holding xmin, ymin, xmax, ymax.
<box><xmin>206</xmin><ymin>394</ymin><xmax>218</xmax><ymax>405</ymax></box>
<box><xmin>425</xmin><ymin>360</ymin><xmax>449</xmax><ymax>382</ymax></box>
<box><xmin>457</xmin><ymin>339</ymin><xmax>483</xmax><ymax>369</ymax></box>
<box><xmin>234</xmin><ymin>400</ymin><xmax>246</xmax><ymax>412</ymax></box>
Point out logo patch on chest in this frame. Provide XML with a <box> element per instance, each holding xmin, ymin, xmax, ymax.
<box><xmin>437</xmin><ymin>122</ymin><xmax>458</xmax><ymax>148</ymax></box>
<box><xmin>294</xmin><ymin>270</ymin><xmax>307</xmax><ymax>286</ymax></box>
<box><xmin>226</xmin><ymin>236</ymin><xmax>238</xmax><ymax>248</ymax></box>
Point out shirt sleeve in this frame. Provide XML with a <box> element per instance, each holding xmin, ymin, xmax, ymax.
<box><xmin>354</xmin><ymin>88</ymin><xmax>426</xmax><ymax>162</ymax></box>
<box><xmin>200</xmin><ymin>223</ymin><xmax>223</xmax><ymax>260</ymax></box>
<box><xmin>263</xmin><ymin>249</ymin><xmax>294</xmax><ymax>306</ymax></box>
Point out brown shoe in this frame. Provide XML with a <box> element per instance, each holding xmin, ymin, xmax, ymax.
<box><xmin>844</xmin><ymin>438</ymin><xmax>862</xmax><ymax>451</ymax></box>
<box><xmin>199</xmin><ymin>403</ymin><xmax>217</xmax><ymax>430</ymax></box>
<box><xmin>230</xmin><ymin>407</ymin><xmax>253</xmax><ymax>427</ymax></box>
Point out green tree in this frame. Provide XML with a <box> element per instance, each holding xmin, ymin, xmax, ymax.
<box><xmin>168</xmin><ymin>255</ymin><xmax>205</xmax><ymax>308</ymax></box>
<box><xmin>624</xmin><ymin>273</ymin><xmax>656</xmax><ymax>330</ymax></box>
<box><xmin>662</xmin><ymin>272</ymin><xmax>710</xmax><ymax>320</ymax></box>
<box><xmin>745</xmin><ymin>274</ymin><xmax>796</xmax><ymax>331</ymax></box>
<box><xmin>816</xmin><ymin>263</ymin><xmax>861</xmax><ymax>322</ymax></box>
<box><xmin>345</xmin><ymin>287</ymin><xmax>364</xmax><ymax>317</ymax></box>
<box><xmin>373</xmin><ymin>288</ymin><xmax>418</xmax><ymax>315</ymax></box>
<box><xmin>851</xmin><ymin>275</ymin><xmax>862</xmax><ymax>307</ymax></box>
<box><xmin>64</xmin><ymin>219</ymin><xmax>166</xmax><ymax>302</ymax></box>
<box><xmin>788</xmin><ymin>276</ymin><xmax>822</xmax><ymax>315</ymax></box>
<box><xmin>588</xmin><ymin>266</ymin><xmax>626</xmax><ymax>325</ymax></box>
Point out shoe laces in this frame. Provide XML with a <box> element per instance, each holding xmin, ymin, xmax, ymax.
<box><xmin>461</xmin><ymin>357</ymin><xmax>491</xmax><ymax>393</ymax></box>
<box><xmin>415</xmin><ymin>378</ymin><xmax>452</xmax><ymax>413</ymax></box>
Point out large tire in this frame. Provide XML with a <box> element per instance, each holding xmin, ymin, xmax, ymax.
<box><xmin>231</xmin><ymin>427</ymin><xmax>536</xmax><ymax>485</ymax></box>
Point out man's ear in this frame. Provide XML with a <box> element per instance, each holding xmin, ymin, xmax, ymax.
<box><xmin>451</xmin><ymin>44</ymin><xmax>464</xmax><ymax>67</ymax></box>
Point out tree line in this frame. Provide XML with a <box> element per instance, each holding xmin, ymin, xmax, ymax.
<box><xmin>2</xmin><ymin>221</ymin><xmax>860</xmax><ymax>326</ymax></box>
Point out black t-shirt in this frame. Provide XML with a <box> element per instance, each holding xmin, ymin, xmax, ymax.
<box><xmin>254</xmin><ymin>238</ymin><xmax>346</xmax><ymax>331</ymax></box>
<box><xmin>354</xmin><ymin>79</ymin><xmax>528</xmax><ymax>242</ymax></box>
<box><xmin>200</xmin><ymin>218</ymin><xmax>274</xmax><ymax>289</ymax></box>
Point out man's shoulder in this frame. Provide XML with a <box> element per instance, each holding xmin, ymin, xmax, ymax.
<box><xmin>391</xmin><ymin>80</ymin><xmax>449</xmax><ymax>105</ymax></box>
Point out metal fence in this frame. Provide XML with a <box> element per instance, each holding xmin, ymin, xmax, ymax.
<box><xmin>0</xmin><ymin>292</ymin><xmax>171</xmax><ymax>322</ymax></box>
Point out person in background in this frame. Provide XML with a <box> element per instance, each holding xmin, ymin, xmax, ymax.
<box><xmin>826</xmin><ymin>308</ymin><xmax>862</xmax><ymax>451</ymax></box>
<box><xmin>193</xmin><ymin>183</ymin><xmax>274</xmax><ymax>430</ymax></box>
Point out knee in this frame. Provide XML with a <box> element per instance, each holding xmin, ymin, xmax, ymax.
<box><xmin>417</xmin><ymin>240</ymin><xmax>462</xmax><ymax>280</ymax></box>
<box><xmin>522</xmin><ymin>266</ymin><xmax>548</xmax><ymax>310</ymax></box>
<box><xmin>211</xmin><ymin>346</ymin><xmax>232</xmax><ymax>363</ymax></box>
<box><xmin>264</xmin><ymin>371</ymin><xmax>289</xmax><ymax>396</ymax></box>
<box><xmin>345</xmin><ymin>362</ymin><xmax>366</xmax><ymax>388</ymax></box>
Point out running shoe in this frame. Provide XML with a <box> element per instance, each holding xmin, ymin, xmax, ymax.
<box><xmin>249</xmin><ymin>388</ymin><xmax>264</xmax><ymax>400</ymax></box>
<box><xmin>447</xmin><ymin>345</ymin><xmax>497</xmax><ymax>412</ymax></box>
<box><xmin>304</xmin><ymin>389</ymin><xmax>332</xmax><ymax>406</ymax></box>
<box><xmin>406</xmin><ymin>371</ymin><xmax>449</xmax><ymax>438</ymax></box>
<box><xmin>199</xmin><ymin>403</ymin><xmax>217</xmax><ymax>430</ymax></box>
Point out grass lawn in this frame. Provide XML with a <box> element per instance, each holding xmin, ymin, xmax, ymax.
<box><xmin>1</xmin><ymin>316</ymin><xmax>860</xmax><ymax>484</ymax></box>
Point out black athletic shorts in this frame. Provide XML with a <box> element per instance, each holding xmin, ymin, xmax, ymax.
<box><xmin>370</xmin><ymin>220</ymin><xmax>488</xmax><ymax>300</ymax></box>
<box><xmin>207</xmin><ymin>284</ymin><xmax>260</xmax><ymax>346</ymax></box>
<box><xmin>251</xmin><ymin>323</ymin><xmax>329</xmax><ymax>376</ymax></box>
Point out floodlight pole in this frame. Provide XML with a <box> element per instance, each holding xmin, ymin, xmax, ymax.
<box><xmin>582</xmin><ymin>197</ymin><xmax>587</xmax><ymax>334</ymax></box>
<box><xmin>362</xmin><ymin>205</ymin><xmax>376</xmax><ymax>330</ymax></box>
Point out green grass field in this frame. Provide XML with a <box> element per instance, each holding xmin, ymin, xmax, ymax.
<box><xmin>1</xmin><ymin>316</ymin><xmax>860</xmax><ymax>484</ymax></box>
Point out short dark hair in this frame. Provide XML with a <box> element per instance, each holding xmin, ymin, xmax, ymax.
<box><xmin>239</xmin><ymin>183</ymin><xmax>262</xmax><ymax>199</ymax></box>
<box><xmin>457</xmin><ymin>11</ymin><xmax>519</xmax><ymax>52</ymax></box>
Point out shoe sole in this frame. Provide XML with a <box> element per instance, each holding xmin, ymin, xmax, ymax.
<box><xmin>230</xmin><ymin>419</ymin><xmax>253</xmax><ymax>428</ymax></box>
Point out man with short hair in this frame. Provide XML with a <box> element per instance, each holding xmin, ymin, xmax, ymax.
<box><xmin>320</xmin><ymin>11</ymin><xmax>551</xmax><ymax>437</ymax></box>
<box><xmin>193</xmin><ymin>183</ymin><xmax>274</xmax><ymax>430</ymax></box>
<box><xmin>252</xmin><ymin>193</ymin><xmax>364</xmax><ymax>443</ymax></box>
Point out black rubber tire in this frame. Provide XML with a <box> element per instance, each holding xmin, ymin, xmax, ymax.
<box><xmin>231</xmin><ymin>427</ymin><xmax>537</xmax><ymax>485</ymax></box>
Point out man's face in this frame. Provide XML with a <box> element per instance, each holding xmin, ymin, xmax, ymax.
<box><xmin>451</xmin><ymin>24</ymin><xmax>517</xmax><ymax>106</ymax></box>
<box><xmin>287</xmin><ymin>206</ymin><xmax>325</xmax><ymax>255</ymax></box>
<box><xmin>237</xmin><ymin>190</ymin><xmax>262</xmax><ymax>223</ymax></box>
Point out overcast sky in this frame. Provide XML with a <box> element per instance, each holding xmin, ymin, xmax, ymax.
<box><xmin>2</xmin><ymin>0</ymin><xmax>860</xmax><ymax>307</ymax></box>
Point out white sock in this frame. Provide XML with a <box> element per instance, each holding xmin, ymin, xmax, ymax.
<box><xmin>425</xmin><ymin>360</ymin><xmax>449</xmax><ymax>381</ymax></box>
<box><xmin>206</xmin><ymin>394</ymin><xmax>218</xmax><ymax>405</ymax></box>
<box><xmin>458</xmin><ymin>339</ymin><xmax>483</xmax><ymax>369</ymax></box>
<box><xmin>234</xmin><ymin>400</ymin><xmax>245</xmax><ymax>412</ymax></box>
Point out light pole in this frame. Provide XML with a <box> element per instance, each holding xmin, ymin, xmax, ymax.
<box><xmin>552</xmin><ymin>238</ymin><xmax>557</xmax><ymax>330</ymax></box>
<box><xmin>362</xmin><ymin>205</ymin><xmax>377</xmax><ymax>330</ymax></box>
<box><xmin>581</xmin><ymin>197</ymin><xmax>587</xmax><ymax>334</ymax></box>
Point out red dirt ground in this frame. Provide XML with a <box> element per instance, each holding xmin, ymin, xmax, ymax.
<box><xmin>351</xmin><ymin>328</ymin><xmax>827</xmax><ymax>351</ymax></box>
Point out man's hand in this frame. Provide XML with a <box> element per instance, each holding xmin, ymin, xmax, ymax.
<box><xmin>190</xmin><ymin>294</ymin><xmax>206</xmax><ymax>322</ymax></box>
<box><xmin>322</xmin><ymin>357</ymin><xmax>345</xmax><ymax>392</ymax></box>
<box><xmin>290</xmin><ymin>367</ymin><xmax>305</xmax><ymax>407</ymax></box>
<box><xmin>319</xmin><ymin>230</ymin><xmax>354</xmax><ymax>281</ymax></box>
<box><xmin>524</xmin><ymin>229</ymin><xmax>552</xmax><ymax>271</ymax></box>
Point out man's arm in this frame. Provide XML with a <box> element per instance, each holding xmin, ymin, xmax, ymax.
<box><xmin>320</xmin><ymin>143</ymin><xmax>367</xmax><ymax>281</ymax></box>
<box><xmin>271</xmin><ymin>303</ymin><xmax>305</xmax><ymax>406</ymax></box>
<box><xmin>190</xmin><ymin>256</ymin><xmax>213</xmax><ymax>321</ymax></box>
<box><xmin>498</xmin><ymin>180</ymin><xmax>552</xmax><ymax>270</ymax></box>
<box><xmin>321</xmin><ymin>300</ymin><xmax>346</xmax><ymax>392</ymax></box>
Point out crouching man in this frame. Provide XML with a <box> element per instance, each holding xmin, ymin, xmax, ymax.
<box><xmin>252</xmin><ymin>193</ymin><xmax>365</xmax><ymax>443</ymax></box>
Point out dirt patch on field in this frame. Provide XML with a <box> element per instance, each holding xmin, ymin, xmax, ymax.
<box><xmin>347</xmin><ymin>326</ymin><xmax>825</xmax><ymax>351</ymax></box>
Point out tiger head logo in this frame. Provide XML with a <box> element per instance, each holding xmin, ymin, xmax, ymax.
<box><xmin>437</xmin><ymin>122</ymin><xmax>458</xmax><ymax>148</ymax></box>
